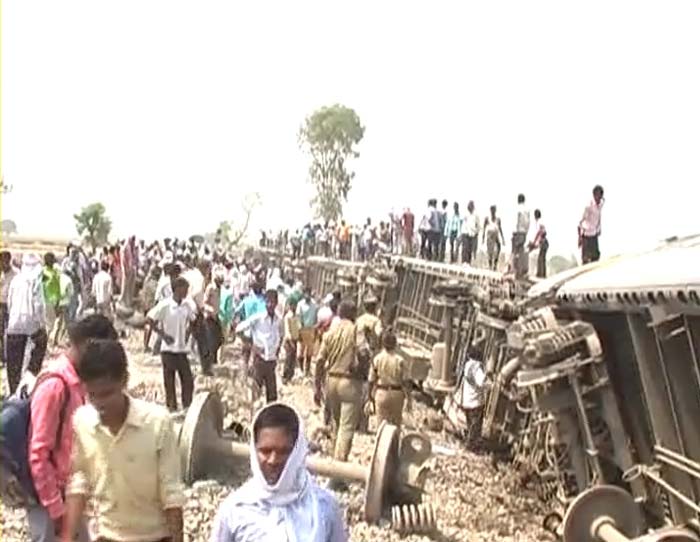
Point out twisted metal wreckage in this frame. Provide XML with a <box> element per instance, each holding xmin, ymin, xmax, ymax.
<box><xmin>263</xmin><ymin>233</ymin><xmax>700</xmax><ymax>542</ymax></box>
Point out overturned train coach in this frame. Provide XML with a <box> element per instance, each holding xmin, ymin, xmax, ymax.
<box><xmin>270</xmin><ymin>235</ymin><xmax>699</xmax><ymax>541</ymax></box>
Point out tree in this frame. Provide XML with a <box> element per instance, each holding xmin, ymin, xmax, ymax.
<box><xmin>74</xmin><ymin>202</ymin><xmax>112</xmax><ymax>251</ymax></box>
<box><xmin>299</xmin><ymin>104</ymin><xmax>364</xmax><ymax>222</ymax></box>
<box><xmin>548</xmin><ymin>254</ymin><xmax>578</xmax><ymax>275</ymax></box>
<box><xmin>216</xmin><ymin>192</ymin><xmax>261</xmax><ymax>247</ymax></box>
<box><xmin>1</xmin><ymin>220</ymin><xmax>17</xmax><ymax>235</ymax></box>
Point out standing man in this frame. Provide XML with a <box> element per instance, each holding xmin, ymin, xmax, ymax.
<box><xmin>52</xmin><ymin>261</ymin><xmax>76</xmax><ymax>347</ymax></box>
<box><xmin>445</xmin><ymin>202</ymin><xmax>462</xmax><ymax>264</ymax></box>
<box><xmin>42</xmin><ymin>253</ymin><xmax>61</xmax><ymax>337</ymax></box>
<box><xmin>234</xmin><ymin>282</ymin><xmax>267</xmax><ymax>369</ymax></box>
<box><xmin>218</xmin><ymin>275</ymin><xmax>235</xmax><ymax>360</ymax></box>
<box><xmin>460</xmin><ymin>201</ymin><xmax>479</xmax><ymax>265</ymax></box>
<box><xmin>355</xmin><ymin>294</ymin><xmax>383</xmax><ymax>432</ymax></box>
<box><xmin>92</xmin><ymin>261</ymin><xmax>115</xmax><ymax>320</ymax></box>
<box><xmin>428</xmin><ymin>199</ymin><xmax>441</xmax><ymax>261</ymax></box>
<box><xmin>366</xmin><ymin>328</ymin><xmax>411</xmax><ymax>429</ymax></box>
<box><xmin>512</xmin><ymin>194</ymin><xmax>531</xmax><ymax>279</ymax></box>
<box><xmin>236</xmin><ymin>290</ymin><xmax>284</xmax><ymax>403</ymax></box>
<box><xmin>282</xmin><ymin>297</ymin><xmax>301</xmax><ymax>383</ymax></box>
<box><xmin>0</xmin><ymin>250</ymin><xmax>18</xmax><ymax>364</ymax></box>
<box><xmin>201</xmin><ymin>271</ymin><xmax>224</xmax><ymax>374</ymax></box>
<box><xmin>418</xmin><ymin>201</ymin><xmax>431</xmax><ymax>260</ymax></box>
<box><xmin>401</xmin><ymin>207</ymin><xmax>415</xmax><ymax>256</ymax></box>
<box><xmin>579</xmin><ymin>184</ymin><xmax>605</xmax><ymax>264</ymax></box>
<box><xmin>296</xmin><ymin>287</ymin><xmax>318</xmax><ymax>376</ymax></box>
<box><xmin>314</xmin><ymin>301</ymin><xmax>369</xmax><ymax>480</ymax></box>
<box><xmin>438</xmin><ymin>200</ymin><xmax>449</xmax><ymax>262</ymax></box>
<box><xmin>61</xmin><ymin>339</ymin><xmax>185</xmax><ymax>542</ymax></box>
<box><xmin>6</xmin><ymin>253</ymin><xmax>48</xmax><ymax>394</ymax></box>
<box><xmin>529</xmin><ymin>209</ymin><xmax>549</xmax><ymax>278</ymax></box>
<box><xmin>483</xmin><ymin>205</ymin><xmax>505</xmax><ymax>271</ymax></box>
<box><xmin>457</xmin><ymin>355</ymin><xmax>489</xmax><ymax>451</ymax></box>
<box><xmin>147</xmin><ymin>276</ymin><xmax>196</xmax><ymax>411</ymax></box>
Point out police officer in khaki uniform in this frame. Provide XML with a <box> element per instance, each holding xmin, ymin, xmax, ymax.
<box><xmin>355</xmin><ymin>294</ymin><xmax>383</xmax><ymax>432</ymax></box>
<box><xmin>314</xmin><ymin>300</ymin><xmax>370</xmax><ymax>475</ymax></box>
<box><xmin>355</xmin><ymin>294</ymin><xmax>383</xmax><ymax>350</ymax></box>
<box><xmin>366</xmin><ymin>328</ymin><xmax>410</xmax><ymax>428</ymax></box>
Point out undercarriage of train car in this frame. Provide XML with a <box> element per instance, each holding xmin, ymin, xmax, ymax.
<box><xmin>266</xmin><ymin>249</ymin><xmax>700</xmax><ymax>542</ymax></box>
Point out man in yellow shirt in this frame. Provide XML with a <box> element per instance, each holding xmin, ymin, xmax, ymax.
<box><xmin>61</xmin><ymin>339</ymin><xmax>185</xmax><ymax>542</ymax></box>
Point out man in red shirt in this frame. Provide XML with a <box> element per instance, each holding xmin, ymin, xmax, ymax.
<box><xmin>401</xmin><ymin>208</ymin><xmax>415</xmax><ymax>256</ymax></box>
<box><xmin>28</xmin><ymin>314</ymin><xmax>118</xmax><ymax>541</ymax></box>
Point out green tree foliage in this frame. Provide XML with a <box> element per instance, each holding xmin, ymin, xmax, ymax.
<box><xmin>548</xmin><ymin>254</ymin><xmax>578</xmax><ymax>275</ymax></box>
<box><xmin>299</xmin><ymin>104</ymin><xmax>364</xmax><ymax>222</ymax></box>
<box><xmin>74</xmin><ymin>202</ymin><xmax>112</xmax><ymax>251</ymax></box>
<box><xmin>1</xmin><ymin>220</ymin><xmax>17</xmax><ymax>235</ymax></box>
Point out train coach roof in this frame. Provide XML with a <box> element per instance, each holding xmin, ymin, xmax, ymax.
<box><xmin>528</xmin><ymin>234</ymin><xmax>700</xmax><ymax>308</ymax></box>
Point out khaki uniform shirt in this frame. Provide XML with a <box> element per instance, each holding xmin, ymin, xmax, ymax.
<box><xmin>356</xmin><ymin>313</ymin><xmax>382</xmax><ymax>353</ymax></box>
<box><xmin>316</xmin><ymin>319</ymin><xmax>358</xmax><ymax>377</ymax></box>
<box><xmin>67</xmin><ymin>397</ymin><xmax>185</xmax><ymax>541</ymax></box>
<box><xmin>369</xmin><ymin>350</ymin><xmax>406</xmax><ymax>388</ymax></box>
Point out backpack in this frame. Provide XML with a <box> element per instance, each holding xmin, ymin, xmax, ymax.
<box><xmin>0</xmin><ymin>373</ymin><xmax>70</xmax><ymax>509</ymax></box>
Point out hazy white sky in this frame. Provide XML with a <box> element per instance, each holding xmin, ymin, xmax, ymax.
<box><xmin>3</xmin><ymin>1</ymin><xmax>700</xmax><ymax>258</ymax></box>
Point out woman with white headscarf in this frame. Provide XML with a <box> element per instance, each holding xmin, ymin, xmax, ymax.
<box><xmin>210</xmin><ymin>403</ymin><xmax>347</xmax><ymax>542</ymax></box>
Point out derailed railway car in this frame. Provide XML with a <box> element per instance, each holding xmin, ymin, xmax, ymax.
<box><xmin>526</xmin><ymin>235</ymin><xmax>700</xmax><ymax>541</ymax></box>
<box><xmin>265</xmin><ymin>237</ymin><xmax>700</xmax><ymax>540</ymax></box>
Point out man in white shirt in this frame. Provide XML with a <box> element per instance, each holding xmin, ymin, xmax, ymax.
<box><xmin>0</xmin><ymin>250</ymin><xmax>18</xmax><ymax>364</ymax></box>
<box><xmin>578</xmin><ymin>184</ymin><xmax>604</xmax><ymax>264</ymax></box>
<box><xmin>92</xmin><ymin>261</ymin><xmax>114</xmax><ymax>320</ymax></box>
<box><xmin>444</xmin><ymin>356</ymin><xmax>489</xmax><ymax>450</ymax></box>
<box><xmin>5</xmin><ymin>253</ymin><xmax>47</xmax><ymax>394</ymax></box>
<box><xmin>236</xmin><ymin>289</ymin><xmax>283</xmax><ymax>403</ymax></box>
<box><xmin>511</xmin><ymin>193</ymin><xmax>531</xmax><ymax>279</ymax></box>
<box><xmin>147</xmin><ymin>276</ymin><xmax>196</xmax><ymax>412</ymax></box>
<box><xmin>460</xmin><ymin>201</ymin><xmax>479</xmax><ymax>265</ymax></box>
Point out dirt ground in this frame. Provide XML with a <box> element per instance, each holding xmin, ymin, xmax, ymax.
<box><xmin>0</xmin><ymin>332</ymin><xmax>549</xmax><ymax>541</ymax></box>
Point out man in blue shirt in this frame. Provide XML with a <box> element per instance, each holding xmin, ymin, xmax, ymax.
<box><xmin>296</xmin><ymin>288</ymin><xmax>319</xmax><ymax>375</ymax></box>
<box><xmin>234</xmin><ymin>282</ymin><xmax>266</xmax><ymax>368</ymax></box>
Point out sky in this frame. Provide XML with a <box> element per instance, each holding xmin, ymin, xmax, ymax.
<box><xmin>3</xmin><ymin>1</ymin><xmax>700</xmax><ymax>259</ymax></box>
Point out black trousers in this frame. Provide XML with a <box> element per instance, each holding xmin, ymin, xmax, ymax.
<box><xmin>282</xmin><ymin>340</ymin><xmax>297</xmax><ymax>383</ymax></box>
<box><xmin>462</xmin><ymin>235</ymin><xmax>477</xmax><ymax>264</ymax></box>
<box><xmin>438</xmin><ymin>233</ymin><xmax>447</xmax><ymax>262</ymax></box>
<box><xmin>191</xmin><ymin>315</ymin><xmax>214</xmax><ymax>376</ymax></box>
<box><xmin>537</xmin><ymin>239</ymin><xmax>549</xmax><ymax>278</ymax></box>
<box><xmin>202</xmin><ymin>316</ymin><xmax>222</xmax><ymax>370</ymax></box>
<box><xmin>419</xmin><ymin>231</ymin><xmax>428</xmax><ymax>259</ymax></box>
<box><xmin>6</xmin><ymin>330</ymin><xmax>47</xmax><ymax>395</ymax></box>
<box><xmin>253</xmin><ymin>356</ymin><xmax>278</xmax><ymax>403</ymax></box>
<box><xmin>161</xmin><ymin>352</ymin><xmax>194</xmax><ymax>411</ymax></box>
<box><xmin>581</xmin><ymin>235</ymin><xmax>600</xmax><ymax>264</ymax></box>
<box><xmin>427</xmin><ymin>231</ymin><xmax>440</xmax><ymax>261</ymax></box>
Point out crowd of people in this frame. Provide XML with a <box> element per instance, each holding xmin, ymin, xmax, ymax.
<box><xmin>0</xmin><ymin>230</ymin><xmax>423</xmax><ymax>541</ymax></box>
<box><xmin>261</xmin><ymin>184</ymin><xmax>606</xmax><ymax>280</ymax></box>
<box><xmin>0</xmin><ymin>184</ymin><xmax>606</xmax><ymax>541</ymax></box>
